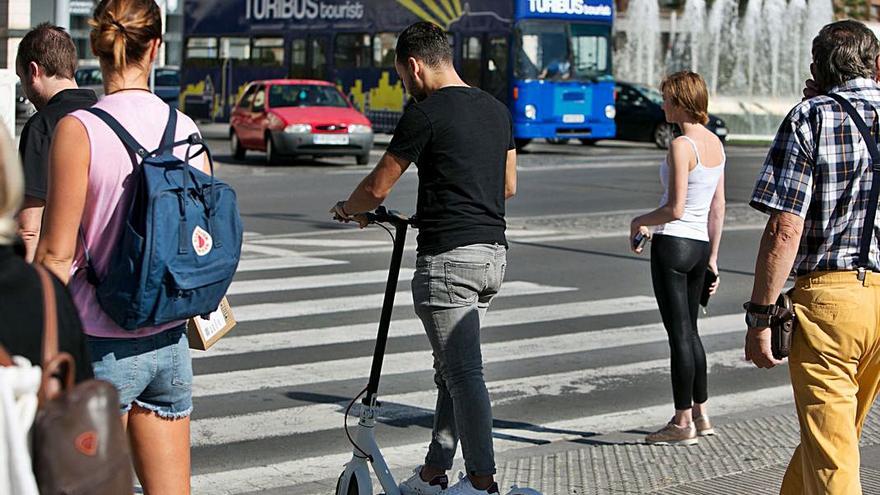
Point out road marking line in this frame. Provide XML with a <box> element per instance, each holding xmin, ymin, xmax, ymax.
<box><xmin>228</xmin><ymin>270</ymin><xmax>410</xmax><ymax>296</ymax></box>
<box><xmin>250</xmin><ymin>238</ymin><xmax>392</xmax><ymax>247</ymax></box>
<box><xmin>236</xmin><ymin>256</ymin><xmax>348</xmax><ymax>273</ymax></box>
<box><xmin>192</xmin><ymin>314</ymin><xmax>740</xmax><ymax>398</ymax></box>
<box><xmin>233</xmin><ymin>281</ymin><xmax>575</xmax><ymax>322</ymax></box>
<box><xmin>192</xmin><ymin>345</ymin><xmax>749</xmax><ymax>446</ymax></box>
<box><xmin>195</xmin><ymin>296</ymin><xmax>658</xmax><ymax>358</ymax></box>
<box><xmin>190</xmin><ymin>384</ymin><xmax>793</xmax><ymax>494</ymax></box>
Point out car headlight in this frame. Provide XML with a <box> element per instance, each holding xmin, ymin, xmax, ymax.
<box><xmin>605</xmin><ymin>104</ymin><xmax>616</xmax><ymax>119</ymax></box>
<box><xmin>525</xmin><ymin>104</ymin><xmax>537</xmax><ymax>120</ymax></box>
<box><xmin>285</xmin><ymin>124</ymin><xmax>311</xmax><ymax>133</ymax></box>
<box><xmin>348</xmin><ymin>124</ymin><xmax>372</xmax><ymax>134</ymax></box>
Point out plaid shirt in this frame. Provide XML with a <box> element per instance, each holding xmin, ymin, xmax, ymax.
<box><xmin>751</xmin><ymin>78</ymin><xmax>880</xmax><ymax>276</ymax></box>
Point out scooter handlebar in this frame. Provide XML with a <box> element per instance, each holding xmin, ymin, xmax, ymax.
<box><xmin>364</xmin><ymin>206</ymin><xmax>413</xmax><ymax>227</ymax></box>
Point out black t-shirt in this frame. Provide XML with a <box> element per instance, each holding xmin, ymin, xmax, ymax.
<box><xmin>387</xmin><ymin>86</ymin><xmax>514</xmax><ymax>255</ymax></box>
<box><xmin>19</xmin><ymin>88</ymin><xmax>97</xmax><ymax>200</ymax></box>
<box><xmin>0</xmin><ymin>247</ymin><xmax>93</xmax><ymax>382</ymax></box>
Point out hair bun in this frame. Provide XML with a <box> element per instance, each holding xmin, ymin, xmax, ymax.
<box><xmin>89</xmin><ymin>0</ymin><xmax>162</xmax><ymax>70</ymax></box>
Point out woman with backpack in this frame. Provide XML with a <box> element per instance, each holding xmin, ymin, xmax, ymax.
<box><xmin>35</xmin><ymin>0</ymin><xmax>207</xmax><ymax>492</ymax></box>
<box><xmin>629</xmin><ymin>71</ymin><xmax>726</xmax><ymax>446</ymax></box>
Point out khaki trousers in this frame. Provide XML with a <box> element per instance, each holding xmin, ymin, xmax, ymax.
<box><xmin>781</xmin><ymin>271</ymin><xmax>880</xmax><ymax>495</ymax></box>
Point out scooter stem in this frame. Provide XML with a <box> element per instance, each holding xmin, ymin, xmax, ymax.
<box><xmin>364</xmin><ymin>221</ymin><xmax>408</xmax><ymax>405</ymax></box>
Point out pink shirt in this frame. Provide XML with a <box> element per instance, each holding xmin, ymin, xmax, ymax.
<box><xmin>69</xmin><ymin>91</ymin><xmax>203</xmax><ymax>338</ymax></box>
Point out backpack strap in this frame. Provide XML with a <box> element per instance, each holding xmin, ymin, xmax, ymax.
<box><xmin>159</xmin><ymin>107</ymin><xmax>178</xmax><ymax>154</ymax></box>
<box><xmin>83</xmin><ymin>107</ymin><xmax>149</xmax><ymax>159</ymax></box>
<box><xmin>828</xmin><ymin>93</ymin><xmax>880</xmax><ymax>277</ymax></box>
<box><xmin>33</xmin><ymin>265</ymin><xmax>59</xmax><ymax>365</ymax></box>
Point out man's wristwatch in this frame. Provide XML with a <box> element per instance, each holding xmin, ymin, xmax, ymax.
<box><xmin>743</xmin><ymin>301</ymin><xmax>776</xmax><ymax>328</ymax></box>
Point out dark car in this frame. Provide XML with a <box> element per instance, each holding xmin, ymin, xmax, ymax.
<box><xmin>16</xmin><ymin>82</ymin><xmax>36</xmax><ymax>119</ymax></box>
<box><xmin>606</xmin><ymin>81</ymin><xmax>728</xmax><ymax>149</ymax></box>
<box><xmin>153</xmin><ymin>67</ymin><xmax>180</xmax><ymax>109</ymax></box>
<box><xmin>74</xmin><ymin>65</ymin><xmax>178</xmax><ymax>108</ymax></box>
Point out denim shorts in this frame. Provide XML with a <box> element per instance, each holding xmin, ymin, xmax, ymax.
<box><xmin>88</xmin><ymin>325</ymin><xmax>193</xmax><ymax>419</ymax></box>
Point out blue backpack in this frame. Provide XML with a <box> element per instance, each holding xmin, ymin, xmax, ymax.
<box><xmin>80</xmin><ymin>107</ymin><xmax>242</xmax><ymax>331</ymax></box>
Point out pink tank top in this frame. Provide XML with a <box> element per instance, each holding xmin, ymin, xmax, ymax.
<box><xmin>69</xmin><ymin>91</ymin><xmax>204</xmax><ymax>338</ymax></box>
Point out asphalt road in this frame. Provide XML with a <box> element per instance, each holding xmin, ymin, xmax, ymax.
<box><xmin>183</xmin><ymin>134</ymin><xmax>790</xmax><ymax>495</ymax></box>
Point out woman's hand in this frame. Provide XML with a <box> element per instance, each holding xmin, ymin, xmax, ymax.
<box><xmin>629</xmin><ymin>219</ymin><xmax>651</xmax><ymax>254</ymax></box>
<box><xmin>708</xmin><ymin>259</ymin><xmax>720</xmax><ymax>295</ymax></box>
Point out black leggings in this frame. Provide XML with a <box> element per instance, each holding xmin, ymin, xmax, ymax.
<box><xmin>650</xmin><ymin>234</ymin><xmax>711</xmax><ymax>410</ymax></box>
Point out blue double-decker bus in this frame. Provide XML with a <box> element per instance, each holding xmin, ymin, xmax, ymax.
<box><xmin>181</xmin><ymin>0</ymin><xmax>616</xmax><ymax>145</ymax></box>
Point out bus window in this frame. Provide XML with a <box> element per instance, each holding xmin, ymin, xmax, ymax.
<box><xmin>335</xmin><ymin>33</ymin><xmax>371</xmax><ymax>69</ymax></box>
<box><xmin>311</xmin><ymin>38</ymin><xmax>328</xmax><ymax>80</ymax></box>
<box><xmin>485</xmin><ymin>36</ymin><xmax>509</xmax><ymax>102</ymax></box>
<box><xmin>514</xmin><ymin>21</ymin><xmax>612</xmax><ymax>82</ymax></box>
<box><xmin>461</xmin><ymin>36</ymin><xmax>482</xmax><ymax>87</ymax></box>
<box><xmin>253</xmin><ymin>38</ymin><xmax>284</xmax><ymax>67</ymax></box>
<box><xmin>221</xmin><ymin>37</ymin><xmax>250</xmax><ymax>60</ymax></box>
<box><xmin>570</xmin><ymin>24</ymin><xmax>611</xmax><ymax>80</ymax></box>
<box><xmin>185</xmin><ymin>37</ymin><xmax>218</xmax><ymax>60</ymax></box>
<box><xmin>291</xmin><ymin>39</ymin><xmax>308</xmax><ymax>77</ymax></box>
<box><xmin>373</xmin><ymin>33</ymin><xmax>397</xmax><ymax>67</ymax></box>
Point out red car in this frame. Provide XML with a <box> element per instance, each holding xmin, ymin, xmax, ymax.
<box><xmin>229</xmin><ymin>79</ymin><xmax>374</xmax><ymax>165</ymax></box>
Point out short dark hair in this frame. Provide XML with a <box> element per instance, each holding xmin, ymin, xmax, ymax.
<box><xmin>395</xmin><ymin>22</ymin><xmax>452</xmax><ymax>68</ymax></box>
<box><xmin>16</xmin><ymin>23</ymin><xmax>77</xmax><ymax>79</ymax></box>
<box><xmin>812</xmin><ymin>20</ymin><xmax>880</xmax><ymax>91</ymax></box>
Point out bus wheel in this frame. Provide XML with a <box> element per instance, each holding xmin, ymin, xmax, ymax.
<box><xmin>653</xmin><ymin>123</ymin><xmax>675</xmax><ymax>149</ymax></box>
<box><xmin>231</xmin><ymin>131</ymin><xmax>246</xmax><ymax>160</ymax></box>
<box><xmin>356</xmin><ymin>153</ymin><xmax>370</xmax><ymax>165</ymax></box>
<box><xmin>514</xmin><ymin>138</ymin><xmax>531</xmax><ymax>151</ymax></box>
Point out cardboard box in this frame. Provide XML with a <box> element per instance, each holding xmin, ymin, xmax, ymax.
<box><xmin>187</xmin><ymin>297</ymin><xmax>236</xmax><ymax>351</ymax></box>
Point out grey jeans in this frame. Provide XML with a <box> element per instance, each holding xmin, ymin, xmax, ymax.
<box><xmin>412</xmin><ymin>243</ymin><xmax>507</xmax><ymax>477</ymax></box>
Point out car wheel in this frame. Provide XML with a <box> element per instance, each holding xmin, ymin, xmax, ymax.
<box><xmin>230</xmin><ymin>132</ymin><xmax>245</xmax><ymax>160</ymax></box>
<box><xmin>580</xmin><ymin>139</ymin><xmax>598</xmax><ymax>146</ymax></box>
<box><xmin>653</xmin><ymin>123</ymin><xmax>675</xmax><ymax>149</ymax></box>
<box><xmin>266</xmin><ymin>135</ymin><xmax>280</xmax><ymax>165</ymax></box>
<box><xmin>356</xmin><ymin>153</ymin><xmax>370</xmax><ymax>165</ymax></box>
<box><xmin>514</xmin><ymin>138</ymin><xmax>531</xmax><ymax>151</ymax></box>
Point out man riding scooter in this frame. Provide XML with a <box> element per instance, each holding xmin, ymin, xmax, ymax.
<box><xmin>331</xmin><ymin>21</ymin><xmax>517</xmax><ymax>495</ymax></box>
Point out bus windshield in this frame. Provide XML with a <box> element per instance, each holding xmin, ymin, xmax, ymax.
<box><xmin>268</xmin><ymin>85</ymin><xmax>349</xmax><ymax>108</ymax></box>
<box><xmin>514</xmin><ymin>21</ymin><xmax>612</xmax><ymax>82</ymax></box>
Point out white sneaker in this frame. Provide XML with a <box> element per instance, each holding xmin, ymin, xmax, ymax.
<box><xmin>399</xmin><ymin>466</ymin><xmax>449</xmax><ymax>495</ymax></box>
<box><xmin>444</xmin><ymin>473</ymin><xmax>500</xmax><ymax>495</ymax></box>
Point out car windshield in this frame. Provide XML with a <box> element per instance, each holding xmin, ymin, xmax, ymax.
<box><xmin>154</xmin><ymin>69</ymin><xmax>179</xmax><ymax>87</ymax></box>
<box><xmin>515</xmin><ymin>21</ymin><xmax>612</xmax><ymax>82</ymax></box>
<box><xmin>268</xmin><ymin>85</ymin><xmax>349</xmax><ymax>108</ymax></box>
<box><xmin>75</xmin><ymin>68</ymin><xmax>103</xmax><ymax>86</ymax></box>
<box><xmin>636</xmin><ymin>85</ymin><xmax>664</xmax><ymax>105</ymax></box>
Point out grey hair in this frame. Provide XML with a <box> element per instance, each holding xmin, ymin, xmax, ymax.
<box><xmin>0</xmin><ymin>125</ymin><xmax>23</xmax><ymax>246</ymax></box>
<box><xmin>812</xmin><ymin>20</ymin><xmax>880</xmax><ymax>91</ymax></box>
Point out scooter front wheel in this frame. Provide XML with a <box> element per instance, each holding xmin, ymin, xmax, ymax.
<box><xmin>336</xmin><ymin>460</ymin><xmax>373</xmax><ymax>495</ymax></box>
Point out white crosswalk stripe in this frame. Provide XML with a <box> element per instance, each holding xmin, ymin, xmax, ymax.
<box><xmin>232</xmin><ymin>281</ymin><xmax>576</xmax><ymax>322</ymax></box>
<box><xmin>192</xmin><ymin>342</ymin><xmax>746</xmax><ymax>446</ymax></box>
<box><xmin>194</xmin><ymin>296</ymin><xmax>658</xmax><ymax>357</ymax></box>
<box><xmin>186</xmin><ymin>231</ymin><xmax>785</xmax><ymax>495</ymax></box>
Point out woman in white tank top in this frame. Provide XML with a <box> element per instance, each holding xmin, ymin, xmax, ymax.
<box><xmin>629</xmin><ymin>71</ymin><xmax>726</xmax><ymax>446</ymax></box>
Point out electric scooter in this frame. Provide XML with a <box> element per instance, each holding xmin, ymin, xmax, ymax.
<box><xmin>335</xmin><ymin>206</ymin><xmax>541</xmax><ymax>495</ymax></box>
